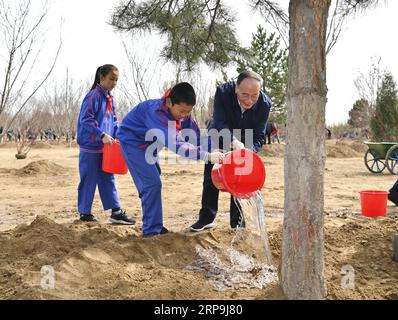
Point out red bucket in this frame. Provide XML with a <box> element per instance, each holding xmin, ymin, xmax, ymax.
<box><xmin>359</xmin><ymin>190</ymin><xmax>388</xmax><ymax>217</ymax></box>
<box><xmin>102</xmin><ymin>141</ymin><xmax>128</xmax><ymax>175</ymax></box>
<box><xmin>211</xmin><ymin>149</ymin><xmax>266</xmax><ymax>199</ymax></box>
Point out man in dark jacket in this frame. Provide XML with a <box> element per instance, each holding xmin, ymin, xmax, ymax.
<box><xmin>190</xmin><ymin>70</ymin><xmax>272</xmax><ymax>232</ymax></box>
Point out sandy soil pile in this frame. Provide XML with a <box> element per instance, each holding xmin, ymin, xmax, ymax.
<box><xmin>0</xmin><ymin>216</ymin><xmax>282</xmax><ymax>300</ymax></box>
<box><xmin>261</xmin><ymin>144</ymin><xmax>285</xmax><ymax>157</ymax></box>
<box><xmin>260</xmin><ymin>139</ymin><xmax>368</xmax><ymax>158</ymax></box>
<box><xmin>13</xmin><ymin>160</ymin><xmax>68</xmax><ymax>177</ymax></box>
<box><xmin>31</xmin><ymin>142</ymin><xmax>53</xmax><ymax>149</ymax></box>
<box><xmin>326</xmin><ymin>140</ymin><xmax>368</xmax><ymax>158</ymax></box>
<box><xmin>0</xmin><ymin>142</ymin><xmax>16</xmax><ymax>149</ymax></box>
<box><xmin>0</xmin><ymin>214</ymin><xmax>397</xmax><ymax>300</ymax></box>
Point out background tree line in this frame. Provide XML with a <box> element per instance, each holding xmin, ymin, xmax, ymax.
<box><xmin>343</xmin><ymin>56</ymin><xmax>398</xmax><ymax>142</ymax></box>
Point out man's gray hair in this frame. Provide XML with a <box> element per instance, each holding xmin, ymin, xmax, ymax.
<box><xmin>237</xmin><ymin>70</ymin><xmax>263</xmax><ymax>87</ymax></box>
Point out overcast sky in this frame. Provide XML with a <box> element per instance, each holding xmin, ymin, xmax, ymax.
<box><xmin>36</xmin><ymin>0</ymin><xmax>398</xmax><ymax>125</ymax></box>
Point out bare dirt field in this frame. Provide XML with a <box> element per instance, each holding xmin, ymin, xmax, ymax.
<box><xmin>0</xmin><ymin>139</ymin><xmax>397</xmax><ymax>300</ymax></box>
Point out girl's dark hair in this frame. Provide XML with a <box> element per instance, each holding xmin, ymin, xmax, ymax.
<box><xmin>91</xmin><ymin>64</ymin><xmax>118</xmax><ymax>90</ymax></box>
<box><xmin>169</xmin><ymin>82</ymin><xmax>196</xmax><ymax>106</ymax></box>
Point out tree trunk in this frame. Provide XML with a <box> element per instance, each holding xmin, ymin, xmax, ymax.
<box><xmin>281</xmin><ymin>0</ymin><xmax>330</xmax><ymax>300</ymax></box>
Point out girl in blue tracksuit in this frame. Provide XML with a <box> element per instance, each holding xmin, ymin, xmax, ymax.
<box><xmin>117</xmin><ymin>82</ymin><xmax>224</xmax><ymax>237</ymax></box>
<box><xmin>77</xmin><ymin>64</ymin><xmax>134</xmax><ymax>225</ymax></box>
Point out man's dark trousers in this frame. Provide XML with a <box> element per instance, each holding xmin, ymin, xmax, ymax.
<box><xmin>198</xmin><ymin>162</ymin><xmax>243</xmax><ymax>228</ymax></box>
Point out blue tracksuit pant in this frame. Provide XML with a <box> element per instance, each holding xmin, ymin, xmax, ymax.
<box><xmin>78</xmin><ymin>151</ymin><xmax>120</xmax><ymax>215</ymax></box>
<box><xmin>120</xmin><ymin>144</ymin><xmax>162</xmax><ymax>235</ymax></box>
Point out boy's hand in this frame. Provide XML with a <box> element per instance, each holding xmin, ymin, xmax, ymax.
<box><xmin>208</xmin><ymin>151</ymin><xmax>225</xmax><ymax>164</ymax></box>
<box><xmin>101</xmin><ymin>133</ymin><xmax>114</xmax><ymax>146</ymax></box>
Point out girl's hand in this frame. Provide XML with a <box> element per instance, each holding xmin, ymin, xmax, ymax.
<box><xmin>102</xmin><ymin>133</ymin><xmax>114</xmax><ymax>146</ymax></box>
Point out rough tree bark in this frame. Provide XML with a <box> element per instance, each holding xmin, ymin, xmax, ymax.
<box><xmin>281</xmin><ymin>0</ymin><xmax>331</xmax><ymax>300</ymax></box>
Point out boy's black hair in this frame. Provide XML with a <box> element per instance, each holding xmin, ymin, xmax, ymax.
<box><xmin>91</xmin><ymin>64</ymin><xmax>118</xmax><ymax>91</ymax></box>
<box><xmin>169</xmin><ymin>82</ymin><xmax>196</xmax><ymax>106</ymax></box>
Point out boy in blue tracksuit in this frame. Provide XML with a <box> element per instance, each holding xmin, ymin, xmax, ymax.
<box><xmin>117</xmin><ymin>82</ymin><xmax>224</xmax><ymax>237</ymax></box>
<box><xmin>77</xmin><ymin>64</ymin><xmax>134</xmax><ymax>225</ymax></box>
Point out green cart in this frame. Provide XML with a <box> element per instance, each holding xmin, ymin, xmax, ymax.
<box><xmin>364</xmin><ymin>142</ymin><xmax>398</xmax><ymax>174</ymax></box>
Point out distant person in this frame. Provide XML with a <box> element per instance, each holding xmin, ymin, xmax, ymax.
<box><xmin>7</xmin><ymin>130</ymin><xmax>13</xmax><ymax>142</ymax></box>
<box><xmin>117</xmin><ymin>82</ymin><xmax>224</xmax><ymax>238</ymax></box>
<box><xmin>326</xmin><ymin>128</ymin><xmax>332</xmax><ymax>140</ymax></box>
<box><xmin>190</xmin><ymin>70</ymin><xmax>272</xmax><ymax>232</ymax></box>
<box><xmin>265</xmin><ymin>122</ymin><xmax>280</xmax><ymax>144</ymax></box>
<box><xmin>77</xmin><ymin>64</ymin><xmax>134</xmax><ymax>225</ymax></box>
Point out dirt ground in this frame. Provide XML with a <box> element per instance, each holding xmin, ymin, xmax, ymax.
<box><xmin>0</xmin><ymin>139</ymin><xmax>397</xmax><ymax>300</ymax></box>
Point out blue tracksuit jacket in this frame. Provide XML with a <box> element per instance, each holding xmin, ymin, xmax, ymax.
<box><xmin>77</xmin><ymin>84</ymin><xmax>119</xmax><ymax>153</ymax></box>
<box><xmin>117</xmin><ymin>98</ymin><xmax>209</xmax><ymax>160</ymax></box>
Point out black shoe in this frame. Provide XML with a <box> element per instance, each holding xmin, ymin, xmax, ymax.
<box><xmin>143</xmin><ymin>227</ymin><xmax>169</xmax><ymax>238</ymax></box>
<box><xmin>109</xmin><ymin>209</ymin><xmax>136</xmax><ymax>225</ymax></box>
<box><xmin>80</xmin><ymin>214</ymin><xmax>97</xmax><ymax>222</ymax></box>
<box><xmin>190</xmin><ymin>219</ymin><xmax>215</xmax><ymax>232</ymax></box>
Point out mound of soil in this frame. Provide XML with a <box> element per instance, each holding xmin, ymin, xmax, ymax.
<box><xmin>1</xmin><ymin>215</ymin><xmax>397</xmax><ymax>300</ymax></box>
<box><xmin>0</xmin><ymin>142</ymin><xmax>16</xmax><ymax>149</ymax></box>
<box><xmin>31</xmin><ymin>142</ymin><xmax>52</xmax><ymax>149</ymax></box>
<box><xmin>261</xmin><ymin>144</ymin><xmax>285</xmax><ymax>157</ymax></box>
<box><xmin>14</xmin><ymin>160</ymin><xmax>68</xmax><ymax>176</ymax></box>
<box><xmin>349</xmin><ymin>140</ymin><xmax>368</xmax><ymax>154</ymax></box>
<box><xmin>326</xmin><ymin>140</ymin><xmax>368</xmax><ymax>158</ymax></box>
<box><xmin>0</xmin><ymin>216</ymin><xmax>274</xmax><ymax>300</ymax></box>
<box><xmin>260</xmin><ymin>140</ymin><xmax>368</xmax><ymax>158</ymax></box>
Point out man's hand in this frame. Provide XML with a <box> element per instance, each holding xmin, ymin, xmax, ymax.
<box><xmin>101</xmin><ymin>133</ymin><xmax>114</xmax><ymax>146</ymax></box>
<box><xmin>231</xmin><ymin>139</ymin><xmax>245</xmax><ymax>150</ymax></box>
<box><xmin>208</xmin><ymin>151</ymin><xmax>225</xmax><ymax>164</ymax></box>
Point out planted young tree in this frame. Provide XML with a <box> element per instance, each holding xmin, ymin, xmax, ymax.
<box><xmin>13</xmin><ymin>102</ymin><xmax>42</xmax><ymax>159</ymax></box>
<box><xmin>370</xmin><ymin>73</ymin><xmax>398</xmax><ymax>142</ymax></box>
<box><xmin>235</xmin><ymin>25</ymin><xmax>288</xmax><ymax>124</ymax></box>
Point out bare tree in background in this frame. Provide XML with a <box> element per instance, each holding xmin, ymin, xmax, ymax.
<box><xmin>0</xmin><ymin>0</ymin><xmax>62</xmax><ymax>142</ymax></box>
<box><xmin>43</xmin><ymin>70</ymin><xmax>84</xmax><ymax>146</ymax></box>
<box><xmin>65</xmin><ymin>71</ymin><xmax>84</xmax><ymax>146</ymax></box>
<box><xmin>13</xmin><ymin>100</ymin><xmax>42</xmax><ymax>159</ymax></box>
<box><xmin>120</xmin><ymin>39</ymin><xmax>156</xmax><ymax>103</ymax></box>
<box><xmin>185</xmin><ymin>72</ymin><xmax>215</xmax><ymax>128</ymax></box>
<box><xmin>354</xmin><ymin>56</ymin><xmax>384</xmax><ymax>109</ymax></box>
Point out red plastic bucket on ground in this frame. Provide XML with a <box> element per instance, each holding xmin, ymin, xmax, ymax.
<box><xmin>359</xmin><ymin>190</ymin><xmax>388</xmax><ymax>217</ymax></box>
<box><xmin>102</xmin><ymin>141</ymin><xmax>128</xmax><ymax>175</ymax></box>
<box><xmin>211</xmin><ymin>149</ymin><xmax>266</xmax><ymax>199</ymax></box>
